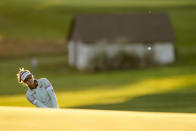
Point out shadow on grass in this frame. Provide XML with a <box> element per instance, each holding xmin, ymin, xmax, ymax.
<box><xmin>69</xmin><ymin>85</ymin><xmax>196</xmax><ymax>113</ymax></box>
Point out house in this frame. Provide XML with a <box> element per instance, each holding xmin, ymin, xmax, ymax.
<box><xmin>67</xmin><ymin>13</ymin><xmax>175</xmax><ymax>71</ymax></box>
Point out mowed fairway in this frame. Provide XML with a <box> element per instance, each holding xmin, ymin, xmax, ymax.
<box><xmin>0</xmin><ymin>1</ymin><xmax>196</xmax><ymax>130</ymax></box>
<box><xmin>1</xmin><ymin>106</ymin><xmax>196</xmax><ymax>131</ymax></box>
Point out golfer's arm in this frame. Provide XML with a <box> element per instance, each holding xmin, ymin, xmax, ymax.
<box><xmin>47</xmin><ymin>87</ymin><xmax>58</xmax><ymax>108</ymax></box>
<box><xmin>33</xmin><ymin>99</ymin><xmax>48</xmax><ymax>108</ymax></box>
<box><xmin>26</xmin><ymin>94</ymin><xmax>48</xmax><ymax>108</ymax></box>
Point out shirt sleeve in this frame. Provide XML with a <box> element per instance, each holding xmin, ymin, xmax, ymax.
<box><xmin>47</xmin><ymin>87</ymin><xmax>58</xmax><ymax>108</ymax></box>
<box><xmin>26</xmin><ymin>91</ymin><xmax>48</xmax><ymax>108</ymax></box>
<box><xmin>43</xmin><ymin>78</ymin><xmax>58</xmax><ymax>108</ymax></box>
<box><xmin>33</xmin><ymin>99</ymin><xmax>48</xmax><ymax>108</ymax></box>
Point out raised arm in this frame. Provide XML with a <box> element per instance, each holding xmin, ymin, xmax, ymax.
<box><xmin>26</xmin><ymin>93</ymin><xmax>48</xmax><ymax>108</ymax></box>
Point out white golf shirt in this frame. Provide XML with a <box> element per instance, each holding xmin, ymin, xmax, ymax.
<box><xmin>26</xmin><ymin>78</ymin><xmax>58</xmax><ymax>108</ymax></box>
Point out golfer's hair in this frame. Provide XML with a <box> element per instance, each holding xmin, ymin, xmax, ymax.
<box><xmin>17</xmin><ymin>68</ymin><xmax>33</xmax><ymax>83</ymax></box>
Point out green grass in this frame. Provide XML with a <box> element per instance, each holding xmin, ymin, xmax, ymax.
<box><xmin>0</xmin><ymin>54</ymin><xmax>195</xmax><ymax>95</ymax></box>
<box><xmin>72</xmin><ymin>86</ymin><xmax>196</xmax><ymax>113</ymax></box>
<box><xmin>0</xmin><ymin>0</ymin><xmax>196</xmax><ymax>46</ymax></box>
<box><xmin>1</xmin><ymin>107</ymin><xmax>196</xmax><ymax>131</ymax></box>
<box><xmin>0</xmin><ymin>54</ymin><xmax>196</xmax><ymax>113</ymax></box>
<box><xmin>0</xmin><ymin>0</ymin><xmax>196</xmax><ymax>113</ymax></box>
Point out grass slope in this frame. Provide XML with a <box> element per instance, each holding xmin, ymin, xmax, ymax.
<box><xmin>0</xmin><ymin>0</ymin><xmax>195</xmax><ymax>46</ymax></box>
<box><xmin>0</xmin><ymin>55</ymin><xmax>196</xmax><ymax>113</ymax></box>
<box><xmin>1</xmin><ymin>106</ymin><xmax>196</xmax><ymax>131</ymax></box>
<box><xmin>0</xmin><ymin>0</ymin><xmax>196</xmax><ymax>113</ymax></box>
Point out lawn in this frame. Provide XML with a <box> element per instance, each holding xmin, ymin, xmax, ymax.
<box><xmin>0</xmin><ymin>0</ymin><xmax>196</xmax><ymax>113</ymax></box>
<box><xmin>0</xmin><ymin>54</ymin><xmax>196</xmax><ymax>113</ymax></box>
<box><xmin>1</xmin><ymin>106</ymin><xmax>196</xmax><ymax>131</ymax></box>
<box><xmin>0</xmin><ymin>0</ymin><xmax>196</xmax><ymax>46</ymax></box>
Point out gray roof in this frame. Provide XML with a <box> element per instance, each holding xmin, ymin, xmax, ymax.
<box><xmin>69</xmin><ymin>13</ymin><xmax>175</xmax><ymax>44</ymax></box>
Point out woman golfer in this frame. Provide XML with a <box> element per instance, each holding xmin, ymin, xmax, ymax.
<box><xmin>17</xmin><ymin>68</ymin><xmax>58</xmax><ymax>108</ymax></box>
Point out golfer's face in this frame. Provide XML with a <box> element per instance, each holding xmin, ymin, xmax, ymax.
<box><xmin>24</xmin><ymin>75</ymin><xmax>34</xmax><ymax>86</ymax></box>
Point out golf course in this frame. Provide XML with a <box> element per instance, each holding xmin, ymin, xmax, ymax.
<box><xmin>1</xmin><ymin>106</ymin><xmax>196</xmax><ymax>131</ymax></box>
<box><xmin>0</xmin><ymin>0</ymin><xmax>196</xmax><ymax>130</ymax></box>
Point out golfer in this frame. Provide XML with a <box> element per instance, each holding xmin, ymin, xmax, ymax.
<box><xmin>17</xmin><ymin>68</ymin><xmax>58</xmax><ymax>108</ymax></box>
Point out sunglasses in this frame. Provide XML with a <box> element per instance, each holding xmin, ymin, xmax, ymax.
<box><xmin>23</xmin><ymin>76</ymin><xmax>32</xmax><ymax>83</ymax></box>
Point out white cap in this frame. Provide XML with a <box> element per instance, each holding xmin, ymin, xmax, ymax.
<box><xmin>21</xmin><ymin>71</ymin><xmax>31</xmax><ymax>81</ymax></box>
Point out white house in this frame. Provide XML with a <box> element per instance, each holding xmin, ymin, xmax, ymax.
<box><xmin>68</xmin><ymin>13</ymin><xmax>175</xmax><ymax>71</ymax></box>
